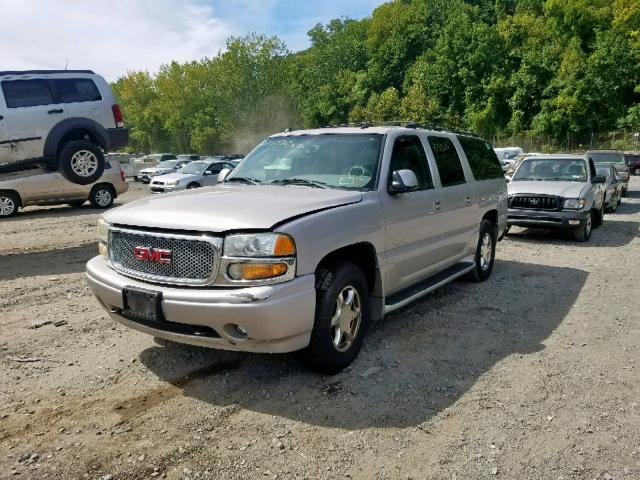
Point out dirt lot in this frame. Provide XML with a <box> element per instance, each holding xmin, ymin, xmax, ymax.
<box><xmin>1</xmin><ymin>179</ymin><xmax>639</xmax><ymax>480</ymax></box>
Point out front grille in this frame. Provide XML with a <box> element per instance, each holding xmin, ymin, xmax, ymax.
<box><xmin>109</xmin><ymin>228</ymin><xmax>221</xmax><ymax>286</ymax></box>
<box><xmin>509</xmin><ymin>195</ymin><xmax>560</xmax><ymax>211</ymax></box>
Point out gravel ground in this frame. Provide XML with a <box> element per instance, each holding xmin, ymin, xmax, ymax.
<box><xmin>0</xmin><ymin>179</ymin><xmax>639</xmax><ymax>480</ymax></box>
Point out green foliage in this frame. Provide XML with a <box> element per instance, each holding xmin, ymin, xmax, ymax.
<box><xmin>114</xmin><ymin>0</ymin><xmax>640</xmax><ymax>153</ymax></box>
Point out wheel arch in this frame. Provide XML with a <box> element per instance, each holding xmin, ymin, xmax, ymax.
<box><xmin>43</xmin><ymin>118</ymin><xmax>110</xmax><ymax>159</ymax></box>
<box><xmin>0</xmin><ymin>189</ymin><xmax>23</xmax><ymax>207</ymax></box>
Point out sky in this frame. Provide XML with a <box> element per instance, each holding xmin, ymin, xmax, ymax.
<box><xmin>0</xmin><ymin>0</ymin><xmax>386</xmax><ymax>81</ymax></box>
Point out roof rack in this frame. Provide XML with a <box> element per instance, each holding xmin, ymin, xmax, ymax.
<box><xmin>318</xmin><ymin>120</ymin><xmax>482</xmax><ymax>138</ymax></box>
<box><xmin>0</xmin><ymin>69</ymin><xmax>95</xmax><ymax>76</ymax></box>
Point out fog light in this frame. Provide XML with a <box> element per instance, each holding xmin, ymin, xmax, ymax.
<box><xmin>227</xmin><ymin>262</ymin><xmax>288</xmax><ymax>280</ymax></box>
<box><xmin>569</xmin><ymin>220</ymin><xmax>580</xmax><ymax>226</ymax></box>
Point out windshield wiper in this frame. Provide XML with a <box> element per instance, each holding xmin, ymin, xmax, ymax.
<box><xmin>270</xmin><ymin>178</ymin><xmax>329</xmax><ymax>189</ymax></box>
<box><xmin>225</xmin><ymin>177</ymin><xmax>260</xmax><ymax>185</ymax></box>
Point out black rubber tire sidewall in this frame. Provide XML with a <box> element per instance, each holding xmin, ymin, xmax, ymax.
<box><xmin>90</xmin><ymin>185</ymin><xmax>115</xmax><ymax>209</ymax></box>
<box><xmin>467</xmin><ymin>219</ymin><xmax>497</xmax><ymax>282</ymax></box>
<box><xmin>593</xmin><ymin>207</ymin><xmax>604</xmax><ymax>227</ymax></box>
<box><xmin>0</xmin><ymin>192</ymin><xmax>19</xmax><ymax>218</ymax></box>
<box><xmin>574</xmin><ymin>212</ymin><xmax>592</xmax><ymax>242</ymax></box>
<box><xmin>187</xmin><ymin>183</ymin><xmax>201</xmax><ymax>189</ymax></box>
<box><xmin>58</xmin><ymin>140</ymin><xmax>105</xmax><ymax>185</ymax></box>
<box><xmin>298</xmin><ymin>261</ymin><xmax>371</xmax><ymax>375</ymax></box>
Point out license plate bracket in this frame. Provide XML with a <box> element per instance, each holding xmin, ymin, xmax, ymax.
<box><xmin>122</xmin><ymin>286</ymin><xmax>164</xmax><ymax>322</ymax></box>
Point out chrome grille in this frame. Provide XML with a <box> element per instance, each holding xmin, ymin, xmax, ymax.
<box><xmin>509</xmin><ymin>195</ymin><xmax>560</xmax><ymax>211</ymax></box>
<box><xmin>109</xmin><ymin>228</ymin><xmax>221</xmax><ymax>286</ymax></box>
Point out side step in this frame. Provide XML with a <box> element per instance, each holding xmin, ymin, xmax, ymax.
<box><xmin>384</xmin><ymin>261</ymin><xmax>475</xmax><ymax>314</ymax></box>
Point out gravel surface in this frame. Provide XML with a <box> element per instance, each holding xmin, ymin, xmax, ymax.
<box><xmin>1</xmin><ymin>180</ymin><xmax>639</xmax><ymax>480</ymax></box>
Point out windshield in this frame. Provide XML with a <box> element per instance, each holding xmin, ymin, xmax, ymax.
<box><xmin>595</xmin><ymin>165</ymin><xmax>611</xmax><ymax>177</ymax></box>
<box><xmin>179</xmin><ymin>161</ymin><xmax>209</xmax><ymax>175</ymax></box>
<box><xmin>588</xmin><ymin>152</ymin><xmax>625</xmax><ymax>164</ymax></box>
<box><xmin>157</xmin><ymin>160</ymin><xmax>178</xmax><ymax>169</ymax></box>
<box><xmin>513</xmin><ymin>158</ymin><xmax>588</xmax><ymax>182</ymax></box>
<box><xmin>227</xmin><ymin>133</ymin><xmax>384</xmax><ymax>190</ymax></box>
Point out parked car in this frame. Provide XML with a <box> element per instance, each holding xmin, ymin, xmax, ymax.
<box><xmin>586</xmin><ymin>150</ymin><xmax>629</xmax><ymax>197</ymax></box>
<box><xmin>507</xmin><ymin>154</ymin><xmax>606</xmax><ymax>241</ymax></box>
<box><xmin>177</xmin><ymin>154</ymin><xmax>201</xmax><ymax>161</ymax></box>
<box><xmin>0</xmin><ymin>70</ymin><xmax>128</xmax><ymax>185</ymax></box>
<box><xmin>106</xmin><ymin>153</ymin><xmax>136</xmax><ymax>178</ymax></box>
<box><xmin>0</xmin><ymin>159</ymin><xmax>128</xmax><ymax>218</ymax></box>
<box><xmin>133</xmin><ymin>154</ymin><xmax>177</xmax><ymax>181</ymax></box>
<box><xmin>87</xmin><ymin>125</ymin><xmax>507</xmax><ymax>373</ymax></box>
<box><xmin>625</xmin><ymin>152</ymin><xmax>640</xmax><ymax>176</ymax></box>
<box><xmin>138</xmin><ymin>159</ymin><xmax>189</xmax><ymax>183</ymax></box>
<box><xmin>149</xmin><ymin>158</ymin><xmax>237</xmax><ymax>193</ymax></box>
<box><xmin>595</xmin><ymin>163</ymin><xmax>623</xmax><ymax>212</ymax></box>
<box><xmin>495</xmin><ymin>147</ymin><xmax>524</xmax><ymax>171</ymax></box>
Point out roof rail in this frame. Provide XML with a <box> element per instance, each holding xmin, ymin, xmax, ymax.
<box><xmin>0</xmin><ymin>69</ymin><xmax>95</xmax><ymax>76</ymax></box>
<box><xmin>317</xmin><ymin>120</ymin><xmax>482</xmax><ymax>138</ymax></box>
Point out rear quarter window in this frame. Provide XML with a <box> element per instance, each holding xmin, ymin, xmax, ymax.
<box><xmin>53</xmin><ymin>78</ymin><xmax>102</xmax><ymax>103</ymax></box>
<box><xmin>458</xmin><ymin>136</ymin><xmax>504</xmax><ymax>180</ymax></box>
<box><xmin>2</xmin><ymin>79</ymin><xmax>54</xmax><ymax>108</ymax></box>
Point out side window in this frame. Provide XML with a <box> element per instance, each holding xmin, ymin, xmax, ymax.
<box><xmin>388</xmin><ymin>135</ymin><xmax>433</xmax><ymax>190</ymax></box>
<box><xmin>209</xmin><ymin>164</ymin><xmax>222</xmax><ymax>174</ymax></box>
<box><xmin>53</xmin><ymin>79</ymin><xmax>102</xmax><ymax>103</ymax></box>
<box><xmin>428</xmin><ymin>136</ymin><xmax>466</xmax><ymax>187</ymax></box>
<box><xmin>457</xmin><ymin>136</ymin><xmax>503</xmax><ymax>180</ymax></box>
<box><xmin>2</xmin><ymin>79</ymin><xmax>54</xmax><ymax>108</ymax></box>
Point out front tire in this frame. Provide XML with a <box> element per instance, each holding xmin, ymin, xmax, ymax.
<box><xmin>0</xmin><ymin>192</ymin><xmax>19</xmax><ymax>218</ymax></box>
<box><xmin>466</xmin><ymin>219</ymin><xmax>497</xmax><ymax>282</ymax></box>
<box><xmin>592</xmin><ymin>206</ymin><xmax>604</xmax><ymax>227</ymax></box>
<box><xmin>58</xmin><ymin>140</ymin><xmax>105</xmax><ymax>185</ymax></box>
<box><xmin>187</xmin><ymin>182</ymin><xmax>201</xmax><ymax>189</ymax></box>
<box><xmin>574</xmin><ymin>212</ymin><xmax>592</xmax><ymax>242</ymax></box>
<box><xmin>298</xmin><ymin>261</ymin><xmax>371</xmax><ymax>374</ymax></box>
<box><xmin>90</xmin><ymin>185</ymin><xmax>115</xmax><ymax>209</ymax></box>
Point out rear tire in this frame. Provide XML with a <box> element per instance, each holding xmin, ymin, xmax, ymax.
<box><xmin>574</xmin><ymin>212</ymin><xmax>592</xmax><ymax>242</ymax></box>
<box><xmin>90</xmin><ymin>185</ymin><xmax>115</xmax><ymax>209</ymax></box>
<box><xmin>297</xmin><ymin>261</ymin><xmax>370</xmax><ymax>374</ymax></box>
<box><xmin>0</xmin><ymin>192</ymin><xmax>19</xmax><ymax>218</ymax></box>
<box><xmin>58</xmin><ymin>140</ymin><xmax>105</xmax><ymax>185</ymax></box>
<box><xmin>466</xmin><ymin>219</ymin><xmax>496</xmax><ymax>282</ymax></box>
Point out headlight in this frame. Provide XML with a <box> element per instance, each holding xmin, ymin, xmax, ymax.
<box><xmin>165</xmin><ymin>179</ymin><xmax>179</xmax><ymax>186</ymax></box>
<box><xmin>224</xmin><ymin>233</ymin><xmax>296</xmax><ymax>258</ymax></box>
<box><xmin>563</xmin><ymin>198</ymin><xmax>586</xmax><ymax>210</ymax></box>
<box><xmin>97</xmin><ymin>218</ymin><xmax>110</xmax><ymax>258</ymax></box>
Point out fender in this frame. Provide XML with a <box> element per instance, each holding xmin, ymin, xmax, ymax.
<box><xmin>43</xmin><ymin>118</ymin><xmax>110</xmax><ymax>159</ymax></box>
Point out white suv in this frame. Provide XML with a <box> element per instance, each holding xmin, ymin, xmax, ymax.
<box><xmin>0</xmin><ymin>70</ymin><xmax>129</xmax><ymax>185</ymax></box>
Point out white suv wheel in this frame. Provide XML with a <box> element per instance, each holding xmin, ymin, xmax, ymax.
<box><xmin>71</xmin><ymin>150</ymin><xmax>99</xmax><ymax>178</ymax></box>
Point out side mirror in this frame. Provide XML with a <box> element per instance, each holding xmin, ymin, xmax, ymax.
<box><xmin>218</xmin><ymin>168</ymin><xmax>231</xmax><ymax>183</ymax></box>
<box><xmin>389</xmin><ymin>169</ymin><xmax>419</xmax><ymax>194</ymax></box>
<box><xmin>592</xmin><ymin>175</ymin><xmax>606</xmax><ymax>184</ymax></box>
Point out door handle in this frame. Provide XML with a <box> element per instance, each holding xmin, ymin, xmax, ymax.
<box><xmin>433</xmin><ymin>200</ymin><xmax>441</xmax><ymax>212</ymax></box>
<box><xmin>47</xmin><ymin>108</ymin><xmax>63</xmax><ymax>114</ymax></box>
<box><xmin>465</xmin><ymin>195</ymin><xmax>473</xmax><ymax>206</ymax></box>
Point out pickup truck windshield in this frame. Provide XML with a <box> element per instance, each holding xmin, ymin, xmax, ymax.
<box><xmin>513</xmin><ymin>158</ymin><xmax>588</xmax><ymax>182</ymax></box>
<box><xmin>228</xmin><ymin>133</ymin><xmax>383</xmax><ymax>190</ymax></box>
<box><xmin>588</xmin><ymin>152</ymin><xmax>625</xmax><ymax>164</ymax></box>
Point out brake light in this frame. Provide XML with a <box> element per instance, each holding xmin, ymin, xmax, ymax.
<box><xmin>120</xmin><ymin>167</ymin><xmax>126</xmax><ymax>182</ymax></box>
<box><xmin>112</xmin><ymin>104</ymin><xmax>124</xmax><ymax>128</ymax></box>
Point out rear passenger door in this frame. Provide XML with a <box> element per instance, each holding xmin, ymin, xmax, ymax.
<box><xmin>426</xmin><ymin>135</ymin><xmax>477</xmax><ymax>262</ymax></box>
<box><xmin>51</xmin><ymin>77</ymin><xmax>107</xmax><ymax>126</ymax></box>
<box><xmin>380</xmin><ymin>134</ymin><xmax>447</xmax><ymax>294</ymax></box>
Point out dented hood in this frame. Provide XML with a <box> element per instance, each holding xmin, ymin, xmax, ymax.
<box><xmin>103</xmin><ymin>184</ymin><xmax>363</xmax><ymax>232</ymax></box>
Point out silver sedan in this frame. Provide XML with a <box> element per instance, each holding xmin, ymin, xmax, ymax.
<box><xmin>149</xmin><ymin>159</ymin><xmax>236</xmax><ymax>193</ymax></box>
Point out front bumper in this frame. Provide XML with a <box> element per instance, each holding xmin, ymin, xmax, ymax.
<box><xmin>507</xmin><ymin>208</ymin><xmax>590</xmax><ymax>229</ymax></box>
<box><xmin>86</xmin><ymin>256</ymin><xmax>316</xmax><ymax>353</ymax></box>
<box><xmin>149</xmin><ymin>184</ymin><xmax>184</xmax><ymax>194</ymax></box>
<box><xmin>106</xmin><ymin>128</ymin><xmax>129</xmax><ymax>150</ymax></box>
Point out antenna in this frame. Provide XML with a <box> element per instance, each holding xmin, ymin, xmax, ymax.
<box><xmin>64</xmin><ymin>58</ymin><xmax>69</xmax><ymax>70</ymax></box>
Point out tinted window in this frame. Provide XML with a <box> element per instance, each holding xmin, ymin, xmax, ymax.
<box><xmin>458</xmin><ymin>136</ymin><xmax>504</xmax><ymax>180</ymax></box>
<box><xmin>388</xmin><ymin>135</ymin><xmax>433</xmax><ymax>189</ymax></box>
<box><xmin>208</xmin><ymin>164</ymin><xmax>223</xmax><ymax>174</ymax></box>
<box><xmin>53</xmin><ymin>78</ymin><xmax>101</xmax><ymax>103</ymax></box>
<box><xmin>428</xmin><ymin>137</ymin><xmax>466</xmax><ymax>186</ymax></box>
<box><xmin>2</xmin><ymin>79</ymin><xmax>54</xmax><ymax>108</ymax></box>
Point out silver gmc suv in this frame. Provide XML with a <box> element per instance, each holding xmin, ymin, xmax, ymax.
<box><xmin>86</xmin><ymin>126</ymin><xmax>507</xmax><ymax>373</ymax></box>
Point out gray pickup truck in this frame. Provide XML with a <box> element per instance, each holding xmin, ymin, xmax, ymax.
<box><xmin>86</xmin><ymin>126</ymin><xmax>507</xmax><ymax>373</ymax></box>
<box><xmin>507</xmin><ymin>154</ymin><xmax>606</xmax><ymax>241</ymax></box>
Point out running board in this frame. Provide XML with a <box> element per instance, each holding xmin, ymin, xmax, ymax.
<box><xmin>384</xmin><ymin>261</ymin><xmax>475</xmax><ymax>314</ymax></box>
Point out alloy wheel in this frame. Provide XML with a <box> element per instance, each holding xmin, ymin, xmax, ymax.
<box><xmin>331</xmin><ymin>286</ymin><xmax>362</xmax><ymax>352</ymax></box>
<box><xmin>70</xmin><ymin>150</ymin><xmax>99</xmax><ymax>178</ymax></box>
<box><xmin>480</xmin><ymin>233</ymin><xmax>493</xmax><ymax>271</ymax></box>
<box><xmin>0</xmin><ymin>196</ymin><xmax>15</xmax><ymax>216</ymax></box>
<box><xmin>95</xmin><ymin>189</ymin><xmax>112</xmax><ymax>207</ymax></box>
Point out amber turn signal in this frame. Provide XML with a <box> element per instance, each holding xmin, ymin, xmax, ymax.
<box><xmin>273</xmin><ymin>235</ymin><xmax>296</xmax><ymax>256</ymax></box>
<box><xmin>227</xmin><ymin>262</ymin><xmax>288</xmax><ymax>280</ymax></box>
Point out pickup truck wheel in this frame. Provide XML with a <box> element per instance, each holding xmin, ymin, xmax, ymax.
<box><xmin>466</xmin><ymin>219</ymin><xmax>496</xmax><ymax>282</ymax></box>
<box><xmin>58</xmin><ymin>140</ymin><xmax>105</xmax><ymax>185</ymax></box>
<box><xmin>0</xmin><ymin>192</ymin><xmax>19</xmax><ymax>218</ymax></box>
<box><xmin>592</xmin><ymin>206</ymin><xmax>604</xmax><ymax>227</ymax></box>
<box><xmin>298</xmin><ymin>261</ymin><xmax>370</xmax><ymax>374</ymax></box>
<box><xmin>90</xmin><ymin>185</ymin><xmax>115</xmax><ymax>208</ymax></box>
<box><xmin>574</xmin><ymin>212</ymin><xmax>592</xmax><ymax>242</ymax></box>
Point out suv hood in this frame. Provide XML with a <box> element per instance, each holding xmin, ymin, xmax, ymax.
<box><xmin>103</xmin><ymin>185</ymin><xmax>363</xmax><ymax>232</ymax></box>
<box><xmin>508</xmin><ymin>181</ymin><xmax>586</xmax><ymax>198</ymax></box>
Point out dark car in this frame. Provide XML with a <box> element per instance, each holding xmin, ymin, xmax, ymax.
<box><xmin>586</xmin><ymin>150</ymin><xmax>629</xmax><ymax>197</ymax></box>
<box><xmin>625</xmin><ymin>153</ymin><xmax>640</xmax><ymax>176</ymax></box>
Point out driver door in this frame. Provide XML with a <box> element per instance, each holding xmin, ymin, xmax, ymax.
<box><xmin>202</xmin><ymin>162</ymin><xmax>224</xmax><ymax>186</ymax></box>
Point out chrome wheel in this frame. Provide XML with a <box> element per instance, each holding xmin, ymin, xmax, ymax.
<box><xmin>331</xmin><ymin>286</ymin><xmax>362</xmax><ymax>352</ymax></box>
<box><xmin>479</xmin><ymin>233</ymin><xmax>493</xmax><ymax>271</ymax></box>
<box><xmin>0</xmin><ymin>196</ymin><xmax>15</xmax><ymax>216</ymax></box>
<box><xmin>94</xmin><ymin>189</ymin><xmax>112</xmax><ymax>207</ymax></box>
<box><xmin>70</xmin><ymin>150</ymin><xmax>99</xmax><ymax>178</ymax></box>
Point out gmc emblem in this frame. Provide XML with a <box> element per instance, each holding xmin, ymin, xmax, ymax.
<box><xmin>133</xmin><ymin>246</ymin><xmax>172</xmax><ymax>265</ymax></box>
